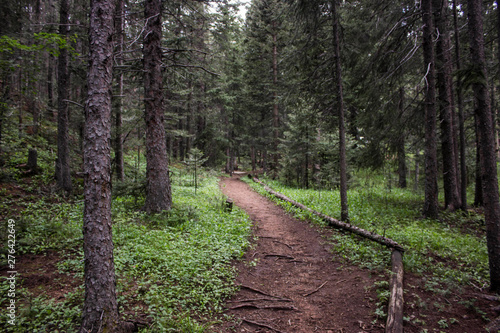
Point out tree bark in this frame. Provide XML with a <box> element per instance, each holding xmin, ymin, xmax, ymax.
<box><xmin>433</xmin><ymin>0</ymin><xmax>461</xmax><ymax>211</ymax></box>
<box><xmin>474</xmin><ymin>117</ymin><xmax>483</xmax><ymax>206</ymax></box>
<box><xmin>272</xmin><ymin>22</ymin><xmax>279</xmax><ymax>178</ymax></box>
<box><xmin>56</xmin><ymin>0</ymin><xmax>72</xmax><ymax>194</ymax></box>
<box><xmin>467</xmin><ymin>0</ymin><xmax>500</xmax><ymax>292</ymax></box>
<box><xmin>143</xmin><ymin>0</ymin><xmax>172</xmax><ymax>213</ymax></box>
<box><xmin>386</xmin><ymin>250</ymin><xmax>404</xmax><ymax>333</ymax></box>
<box><xmin>80</xmin><ymin>0</ymin><xmax>120</xmax><ymax>331</ymax></box>
<box><xmin>331</xmin><ymin>0</ymin><xmax>349</xmax><ymax>222</ymax></box>
<box><xmin>113</xmin><ymin>0</ymin><xmax>125</xmax><ymax>181</ymax></box>
<box><xmin>422</xmin><ymin>0</ymin><xmax>439</xmax><ymax>219</ymax></box>
<box><xmin>452</xmin><ymin>0</ymin><xmax>468</xmax><ymax>210</ymax></box>
<box><xmin>397</xmin><ymin>87</ymin><xmax>407</xmax><ymax>189</ymax></box>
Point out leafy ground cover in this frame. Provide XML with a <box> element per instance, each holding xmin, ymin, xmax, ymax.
<box><xmin>0</xmin><ymin>171</ymin><xmax>252</xmax><ymax>332</ymax></box>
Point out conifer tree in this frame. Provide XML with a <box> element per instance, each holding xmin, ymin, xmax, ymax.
<box><xmin>467</xmin><ymin>0</ymin><xmax>500</xmax><ymax>292</ymax></box>
<box><xmin>80</xmin><ymin>0</ymin><xmax>120</xmax><ymax>330</ymax></box>
<box><xmin>421</xmin><ymin>0</ymin><xmax>439</xmax><ymax>219</ymax></box>
<box><xmin>143</xmin><ymin>0</ymin><xmax>172</xmax><ymax>213</ymax></box>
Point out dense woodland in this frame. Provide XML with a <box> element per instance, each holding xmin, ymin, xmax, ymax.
<box><xmin>1</xmin><ymin>0</ymin><xmax>500</xmax><ymax>332</ymax></box>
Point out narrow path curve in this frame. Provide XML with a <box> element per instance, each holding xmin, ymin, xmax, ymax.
<box><xmin>218</xmin><ymin>176</ymin><xmax>384</xmax><ymax>333</ymax></box>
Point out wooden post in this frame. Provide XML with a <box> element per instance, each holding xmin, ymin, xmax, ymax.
<box><xmin>386</xmin><ymin>250</ymin><xmax>404</xmax><ymax>333</ymax></box>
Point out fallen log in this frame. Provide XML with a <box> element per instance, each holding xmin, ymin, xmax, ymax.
<box><xmin>386</xmin><ymin>250</ymin><xmax>404</xmax><ymax>333</ymax></box>
<box><xmin>252</xmin><ymin>178</ymin><xmax>405</xmax><ymax>252</ymax></box>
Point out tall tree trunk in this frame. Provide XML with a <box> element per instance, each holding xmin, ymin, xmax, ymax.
<box><xmin>474</xmin><ymin>116</ymin><xmax>483</xmax><ymax>206</ymax></box>
<box><xmin>143</xmin><ymin>0</ymin><xmax>172</xmax><ymax>213</ymax></box>
<box><xmin>497</xmin><ymin>0</ymin><xmax>500</xmax><ymax>159</ymax></box>
<box><xmin>272</xmin><ymin>23</ymin><xmax>279</xmax><ymax>178</ymax></box>
<box><xmin>80</xmin><ymin>0</ymin><xmax>120</xmax><ymax>331</ymax></box>
<box><xmin>331</xmin><ymin>0</ymin><xmax>348</xmax><ymax>221</ymax></box>
<box><xmin>433</xmin><ymin>0</ymin><xmax>460</xmax><ymax>211</ymax></box>
<box><xmin>56</xmin><ymin>0</ymin><xmax>72</xmax><ymax>194</ymax></box>
<box><xmin>421</xmin><ymin>0</ymin><xmax>439</xmax><ymax>219</ymax></box>
<box><xmin>397</xmin><ymin>87</ymin><xmax>407</xmax><ymax>189</ymax></box>
<box><xmin>453</xmin><ymin>0</ymin><xmax>468</xmax><ymax>210</ymax></box>
<box><xmin>113</xmin><ymin>0</ymin><xmax>125</xmax><ymax>181</ymax></box>
<box><xmin>467</xmin><ymin>0</ymin><xmax>500</xmax><ymax>292</ymax></box>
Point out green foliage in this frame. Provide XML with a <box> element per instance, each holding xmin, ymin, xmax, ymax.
<box><xmin>0</xmin><ymin>33</ymin><xmax>78</xmax><ymax>57</ymax></box>
<box><xmin>0</xmin><ymin>175</ymin><xmax>251</xmax><ymax>332</ymax></box>
<box><xmin>0</xmin><ymin>201</ymin><xmax>83</xmax><ymax>256</ymax></box>
<box><xmin>183</xmin><ymin>148</ymin><xmax>209</xmax><ymax>194</ymax></box>
<box><xmin>0</xmin><ymin>278</ymin><xmax>83</xmax><ymax>333</ymax></box>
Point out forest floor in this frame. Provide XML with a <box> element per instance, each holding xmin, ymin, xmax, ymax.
<box><xmin>1</xmin><ymin>174</ymin><xmax>499</xmax><ymax>332</ymax></box>
<box><xmin>216</xmin><ymin>175</ymin><xmax>498</xmax><ymax>333</ymax></box>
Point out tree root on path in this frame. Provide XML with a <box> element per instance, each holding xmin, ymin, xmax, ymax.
<box><xmin>228</xmin><ymin>297</ymin><xmax>292</xmax><ymax>303</ymax></box>
<box><xmin>229</xmin><ymin>304</ymin><xmax>297</xmax><ymax>311</ymax></box>
<box><xmin>239</xmin><ymin>284</ymin><xmax>291</xmax><ymax>301</ymax></box>
<box><xmin>264</xmin><ymin>254</ymin><xmax>295</xmax><ymax>260</ymax></box>
<box><xmin>241</xmin><ymin>318</ymin><xmax>287</xmax><ymax>333</ymax></box>
<box><xmin>302</xmin><ymin>281</ymin><xmax>328</xmax><ymax>297</ymax></box>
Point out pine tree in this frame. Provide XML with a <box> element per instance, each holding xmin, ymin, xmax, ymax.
<box><xmin>421</xmin><ymin>0</ymin><xmax>439</xmax><ymax>219</ymax></box>
<box><xmin>55</xmin><ymin>0</ymin><xmax>72</xmax><ymax>194</ymax></box>
<box><xmin>80</xmin><ymin>0</ymin><xmax>120</xmax><ymax>331</ymax></box>
<box><xmin>143</xmin><ymin>0</ymin><xmax>172</xmax><ymax>213</ymax></box>
<box><xmin>467</xmin><ymin>0</ymin><xmax>500</xmax><ymax>292</ymax></box>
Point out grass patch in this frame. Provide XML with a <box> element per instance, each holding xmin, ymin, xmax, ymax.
<box><xmin>0</xmin><ymin>173</ymin><xmax>252</xmax><ymax>332</ymax></box>
<box><xmin>244</xmin><ymin>173</ymin><xmax>489</xmax><ymax>288</ymax></box>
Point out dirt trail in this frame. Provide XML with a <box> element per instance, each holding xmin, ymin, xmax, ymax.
<box><xmin>218</xmin><ymin>176</ymin><xmax>383</xmax><ymax>333</ymax></box>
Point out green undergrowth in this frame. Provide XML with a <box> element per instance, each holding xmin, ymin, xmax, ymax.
<box><xmin>244</xmin><ymin>173</ymin><xmax>489</xmax><ymax>289</ymax></box>
<box><xmin>1</xmin><ymin>173</ymin><xmax>252</xmax><ymax>332</ymax></box>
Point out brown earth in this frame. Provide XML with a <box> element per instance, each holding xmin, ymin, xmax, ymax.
<box><xmin>216</xmin><ymin>175</ymin><xmax>500</xmax><ymax>333</ymax></box>
<box><xmin>217</xmin><ymin>176</ymin><xmax>385</xmax><ymax>333</ymax></box>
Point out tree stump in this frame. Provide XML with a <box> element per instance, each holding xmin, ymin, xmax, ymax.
<box><xmin>225</xmin><ymin>199</ymin><xmax>233</xmax><ymax>212</ymax></box>
<box><xmin>27</xmin><ymin>148</ymin><xmax>39</xmax><ymax>173</ymax></box>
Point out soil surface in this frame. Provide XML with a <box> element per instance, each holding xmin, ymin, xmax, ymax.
<box><xmin>218</xmin><ymin>176</ymin><xmax>384</xmax><ymax>333</ymax></box>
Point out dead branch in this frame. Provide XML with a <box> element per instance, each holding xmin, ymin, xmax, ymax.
<box><xmin>475</xmin><ymin>294</ymin><xmax>500</xmax><ymax>302</ymax></box>
<box><xmin>302</xmin><ymin>281</ymin><xmax>328</xmax><ymax>297</ymax></box>
<box><xmin>166</xmin><ymin>63</ymin><xmax>220</xmax><ymax>76</ymax></box>
<box><xmin>486</xmin><ymin>316</ymin><xmax>500</xmax><ymax>332</ymax></box>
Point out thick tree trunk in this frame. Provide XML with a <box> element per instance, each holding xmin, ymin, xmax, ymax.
<box><xmin>143</xmin><ymin>0</ymin><xmax>172</xmax><ymax>213</ymax></box>
<box><xmin>80</xmin><ymin>0</ymin><xmax>120</xmax><ymax>331</ymax></box>
<box><xmin>433</xmin><ymin>0</ymin><xmax>461</xmax><ymax>211</ymax></box>
<box><xmin>113</xmin><ymin>0</ymin><xmax>125</xmax><ymax>181</ymax></box>
<box><xmin>467</xmin><ymin>0</ymin><xmax>500</xmax><ymax>292</ymax></box>
<box><xmin>331</xmin><ymin>0</ymin><xmax>349</xmax><ymax>222</ymax></box>
<box><xmin>56</xmin><ymin>0</ymin><xmax>72</xmax><ymax>194</ymax></box>
<box><xmin>453</xmin><ymin>0</ymin><xmax>468</xmax><ymax>210</ymax></box>
<box><xmin>422</xmin><ymin>0</ymin><xmax>439</xmax><ymax>219</ymax></box>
